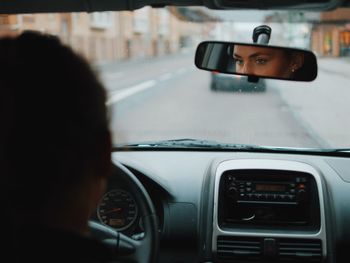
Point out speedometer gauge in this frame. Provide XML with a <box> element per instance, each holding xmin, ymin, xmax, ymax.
<box><xmin>97</xmin><ymin>189</ymin><xmax>138</xmax><ymax>231</ymax></box>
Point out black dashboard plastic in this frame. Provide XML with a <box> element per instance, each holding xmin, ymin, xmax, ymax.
<box><xmin>111</xmin><ymin>150</ymin><xmax>350</xmax><ymax>263</ymax></box>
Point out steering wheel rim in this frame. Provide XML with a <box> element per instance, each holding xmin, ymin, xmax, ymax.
<box><xmin>89</xmin><ymin>161</ymin><xmax>159</xmax><ymax>263</ymax></box>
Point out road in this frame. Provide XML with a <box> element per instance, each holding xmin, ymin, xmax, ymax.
<box><xmin>98</xmin><ymin>53</ymin><xmax>350</xmax><ymax>149</ymax></box>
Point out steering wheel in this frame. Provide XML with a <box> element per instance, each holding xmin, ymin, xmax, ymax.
<box><xmin>89</xmin><ymin>161</ymin><xmax>159</xmax><ymax>263</ymax></box>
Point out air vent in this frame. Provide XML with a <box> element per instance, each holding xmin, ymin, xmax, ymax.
<box><xmin>217</xmin><ymin>236</ymin><xmax>262</xmax><ymax>261</ymax></box>
<box><xmin>279</xmin><ymin>239</ymin><xmax>322</xmax><ymax>262</ymax></box>
<box><xmin>217</xmin><ymin>236</ymin><xmax>323</xmax><ymax>262</ymax></box>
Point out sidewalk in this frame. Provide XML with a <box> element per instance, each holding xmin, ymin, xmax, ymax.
<box><xmin>269</xmin><ymin>56</ymin><xmax>350</xmax><ymax>148</ymax></box>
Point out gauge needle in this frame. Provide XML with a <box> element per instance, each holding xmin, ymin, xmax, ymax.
<box><xmin>104</xmin><ymin>208</ymin><xmax>122</xmax><ymax>214</ymax></box>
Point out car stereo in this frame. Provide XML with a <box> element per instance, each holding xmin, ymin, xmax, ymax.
<box><xmin>218</xmin><ymin>169</ymin><xmax>320</xmax><ymax>231</ymax></box>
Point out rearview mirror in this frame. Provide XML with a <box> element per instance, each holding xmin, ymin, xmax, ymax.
<box><xmin>195</xmin><ymin>41</ymin><xmax>317</xmax><ymax>81</ymax></box>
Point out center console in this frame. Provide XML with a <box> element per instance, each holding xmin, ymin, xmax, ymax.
<box><xmin>212</xmin><ymin>159</ymin><xmax>326</xmax><ymax>263</ymax></box>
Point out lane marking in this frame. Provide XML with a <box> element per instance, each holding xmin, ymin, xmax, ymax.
<box><xmin>106</xmin><ymin>80</ymin><xmax>156</xmax><ymax>105</ymax></box>
<box><xmin>106</xmin><ymin>66</ymin><xmax>193</xmax><ymax>105</ymax></box>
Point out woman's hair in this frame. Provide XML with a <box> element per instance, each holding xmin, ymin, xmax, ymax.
<box><xmin>283</xmin><ymin>49</ymin><xmax>317</xmax><ymax>81</ymax></box>
<box><xmin>0</xmin><ymin>31</ymin><xmax>110</xmax><ymax>213</ymax></box>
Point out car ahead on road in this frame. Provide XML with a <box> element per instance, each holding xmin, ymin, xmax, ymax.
<box><xmin>211</xmin><ymin>72</ymin><xmax>266</xmax><ymax>92</ymax></box>
<box><xmin>4</xmin><ymin>0</ymin><xmax>350</xmax><ymax>263</ymax></box>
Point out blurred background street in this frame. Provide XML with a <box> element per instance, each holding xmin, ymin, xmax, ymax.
<box><xmin>100</xmin><ymin>53</ymin><xmax>350</xmax><ymax>148</ymax></box>
<box><xmin>1</xmin><ymin>8</ymin><xmax>350</xmax><ymax>148</ymax></box>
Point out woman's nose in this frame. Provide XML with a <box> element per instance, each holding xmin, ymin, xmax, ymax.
<box><xmin>241</xmin><ymin>63</ymin><xmax>253</xmax><ymax>75</ymax></box>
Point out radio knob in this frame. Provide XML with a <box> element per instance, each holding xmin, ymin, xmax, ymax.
<box><xmin>227</xmin><ymin>186</ymin><xmax>239</xmax><ymax>199</ymax></box>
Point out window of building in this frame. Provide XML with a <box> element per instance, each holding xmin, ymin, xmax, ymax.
<box><xmin>90</xmin><ymin>12</ymin><xmax>113</xmax><ymax>29</ymax></box>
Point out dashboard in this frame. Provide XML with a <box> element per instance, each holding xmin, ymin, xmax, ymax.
<box><xmin>91</xmin><ymin>150</ymin><xmax>350</xmax><ymax>263</ymax></box>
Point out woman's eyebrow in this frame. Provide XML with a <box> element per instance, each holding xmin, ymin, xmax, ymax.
<box><xmin>233</xmin><ymin>52</ymin><xmax>271</xmax><ymax>59</ymax></box>
<box><xmin>248</xmin><ymin>52</ymin><xmax>271</xmax><ymax>58</ymax></box>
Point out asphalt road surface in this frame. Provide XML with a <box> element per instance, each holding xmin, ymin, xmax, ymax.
<box><xmin>99</xmin><ymin>53</ymin><xmax>349</xmax><ymax>149</ymax></box>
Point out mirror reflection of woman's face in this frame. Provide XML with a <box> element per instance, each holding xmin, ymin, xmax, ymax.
<box><xmin>233</xmin><ymin>45</ymin><xmax>293</xmax><ymax>78</ymax></box>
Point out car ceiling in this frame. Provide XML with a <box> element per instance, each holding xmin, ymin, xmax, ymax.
<box><xmin>0</xmin><ymin>0</ymin><xmax>349</xmax><ymax>14</ymax></box>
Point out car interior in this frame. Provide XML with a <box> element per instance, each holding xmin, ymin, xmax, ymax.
<box><xmin>3</xmin><ymin>0</ymin><xmax>350</xmax><ymax>262</ymax></box>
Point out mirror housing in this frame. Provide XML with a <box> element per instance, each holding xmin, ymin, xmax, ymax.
<box><xmin>195</xmin><ymin>41</ymin><xmax>318</xmax><ymax>82</ymax></box>
<box><xmin>211</xmin><ymin>0</ymin><xmax>341</xmax><ymax>10</ymax></box>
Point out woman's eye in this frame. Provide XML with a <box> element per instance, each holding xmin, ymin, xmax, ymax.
<box><xmin>255</xmin><ymin>58</ymin><xmax>268</xmax><ymax>65</ymax></box>
<box><xmin>234</xmin><ymin>59</ymin><xmax>243</xmax><ymax>65</ymax></box>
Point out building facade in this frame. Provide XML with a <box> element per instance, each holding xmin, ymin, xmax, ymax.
<box><xmin>311</xmin><ymin>8</ymin><xmax>350</xmax><ymax>57</ymax></box>
<box><xmin>0</xmin><ymin>8</ymin><xmax>207</xmax><ymax>62</ymax></box>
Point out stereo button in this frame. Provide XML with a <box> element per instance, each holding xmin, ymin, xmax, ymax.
<box><xmin>297</xmin><ymin>183</ymin><xmax>306</xmax><ymax>189</ymax></box>
<box><xmin>255</xmin><ymin>194</ymin><xmax>262</xmax><ymax>199</ymax></box>
<box><xmin>296</xmin><ymin>177</ymin><xmax>307</xmax><ymax>183</ymax></box>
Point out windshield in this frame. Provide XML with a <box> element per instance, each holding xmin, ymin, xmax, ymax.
<box><xmin>2</xmin><ymin>8</ymin><xmax>349</xmax><ymax>149</ymax></box>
